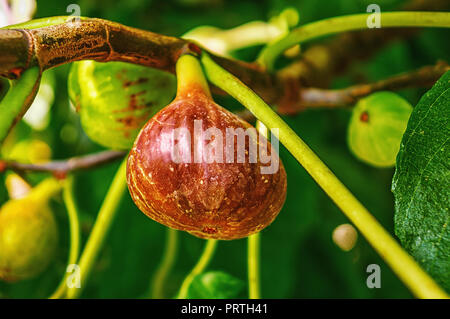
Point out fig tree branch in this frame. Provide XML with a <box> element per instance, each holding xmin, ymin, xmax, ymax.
<box><xmin>279</xmin><ymin>61</ymin><xmax>450</xmax><ymax>113</ymax></box>
<box><xmin>0</xmin><ymin>0</ymin><xmax>443</xmax><ymax>146</ymax></box>
<box><xmin>0</xmin><ymin>150</ymin><xmax>126</xmax><ymax>175</ymax></box>
<box><xmin>236</xmin><ymin>61</ymin><xmax>449</xmax><ymax>119</ymax></box>
<box><xmin>1</xmin><ymin>0</ymin><xmax>448</xmax><ymax>109</ymax></box>
<box><xmin>0</xmin><ymin>17</ymin><xmax>280</xmax><ymax>105</ymax></box>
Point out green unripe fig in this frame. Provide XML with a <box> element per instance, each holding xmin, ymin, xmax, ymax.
<box><xmin>347</xmin><ymin>91</ymin><xmax>413</xmax><ymax>168</ymax></box>
<box><xmin>68</xmin><ymin>61</ymin><xmax>176</xmax><ymax>150</ymax></box>
<box><xmin>0</xmin><ymin>178</ymin><xmax>60</xmax><ymax>282</ymax></box>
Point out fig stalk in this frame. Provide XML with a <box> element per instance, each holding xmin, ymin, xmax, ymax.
<box><xmin>175</xmin><ymin>53</ymin><xmax>211</xmax><ymax>99</ymax></box>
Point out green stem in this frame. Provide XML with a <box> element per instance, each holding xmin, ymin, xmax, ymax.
<box><xmin>201</xmin><ymin>52</ymin><xmax>448</xmax><ymax>299</ymax></box>
<box><xmin>177</xmin><ymin>239</ymin><xmax>218</xmax><ymax>299</ymax></box>
<box><xmin>66</xmin><ymin>159</ymin><xmax>128</xmax><ymax>299</ymax></box>
<box><xmin>182</xmin><ymin>8</ymin><xmax>299</xmax><ymax>56</ymax></box>
<box><xmin>247</xmin><ymin>120</ymin><xmax>267</xmax><ymax>300</ymax></box>
<box><xmin>49</xmin><ymin>175</ymin><xmax>80</xmax><ymax>299</ymax></box>
<box><xmin>150</xmin><ymin>228</ymin><xmax>179</xmax><ymax>299</ymax></box>
<box><xmin>0</xmin><ymin>66</ymin><xmax>41</xmax><ymax>144</ymax></box>
<box><xmin>28</xmin><ymin>177</ymin><xmax>63</xmax><ymax>203</ymax></box>
<box><xmin>176</xmin><ymin>54</ymin><xmax>211</xmax><ymax>98</ymax></box>
<box><xmin>247</xmin><ymin>233</ymin><xmax>261</xmax><ymax>299</ymax></box>
<box><xmin>258</xmin><ymin>11</ymin><xmax>450</xmax><ymax>70</ymax></box>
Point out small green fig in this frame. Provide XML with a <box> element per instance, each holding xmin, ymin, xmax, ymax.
<box><xmin>347</xmin><ymin>91</ymin><xmax>413</xmax><ymax>168</ymax></box>
<box><xmin>0</xmin><ymin>178</ymin><xmax>60</xmax><ymax>282</ymax></box>
<box><xmin>68</xmin><ymin>61</ymin><xmax>176</xmax><ymax>150</ymax></box>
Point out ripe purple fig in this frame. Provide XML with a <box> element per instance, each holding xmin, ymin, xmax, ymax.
<box><xmin>126</xmin><ymin>55</ymin><xmax>287</xmax><ymax>240</ymax></box>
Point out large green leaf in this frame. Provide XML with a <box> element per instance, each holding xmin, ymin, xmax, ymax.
<box><xmin>392</xmin><ymin>71</ymin><xmax>450</xmax><ymax>291</ymax></box>
<box><xmin>186</xmin><ymin>271</ymin><xmax>244</xmax><ymax>299</ymax></box>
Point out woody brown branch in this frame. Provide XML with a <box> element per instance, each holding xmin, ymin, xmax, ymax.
<box><xmin>235</xmin><ymin>61</ymin><xmax>449</xmax><ymax>121</ymax></box>
<box><xmin>0</xmin><ymin>18</ymin><xmax>280</xmax><ymax>106</ymax></box>
<box><xmin>0</xmin><ymin>150</ymin><xmax>126</xmax><ymax>175</ymax></box>
<box><xmin>0</xmin><ymin>0</ymin><xmax>447</xmax><ymax>114</ymax></box>
<box><xmin>282</xmin><ymin>61</ymin><xmax>449</xmax><ymax>113</ymax></box>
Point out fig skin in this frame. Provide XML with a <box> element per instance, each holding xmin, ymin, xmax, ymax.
<box><xmin>0</xmin><ymin>179</ymin><xmax>59</xmax><ymax>282</ymax></box>
<box><xmin>127</xmin><ymin>86</ymin><xmax>287</xmax><ymax>240</ymax></box>
<box><xmin>347</xmin><ymin>91</ymin><xmax>413</xmax><ymax>168</ymax></box>
<box><xmin>68</xmin><ymin>61</ymin><xmax>176</xmax><ymax>150</ymax></box>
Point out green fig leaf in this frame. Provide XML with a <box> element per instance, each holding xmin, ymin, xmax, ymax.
<box><xmin>186</xmin><ymin>271</ymin><xmax>245</xmax><ymax>299</ymax></box>
<box><xmin>392</xmin><ymin>71</ymin><xmax>450</xmax><ymax>291</ymax></box>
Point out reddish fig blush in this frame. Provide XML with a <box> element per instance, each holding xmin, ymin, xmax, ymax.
<box><xmin>126</xmin><ymin>91</ymin><xmax>287</xmax><ymax>240</ymax></box>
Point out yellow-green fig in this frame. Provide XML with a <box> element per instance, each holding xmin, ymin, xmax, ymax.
<box><xmin>68</xmin><ymin>61</ymin><xmax>176</xmax><ymax>150</ymax></box>
<box><xmin>0</xmin><ymin>178</ymin><xmax>60</xmax><ymax>282</ymax></box>
<box><xmin>347</xmin><ymin>91</ymin><xmax>413</xmax><ymax>168</ymax></box>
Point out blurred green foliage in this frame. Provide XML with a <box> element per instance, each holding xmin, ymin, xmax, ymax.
<box><xmin>186</xmin><ymin>271</ymin><xmax>245</xmax><ymax>299</ymax></box>
<box><xmin>0</xmin><ymin>0</ymin><xmax>449</xmax><ymax>298</ymax></box>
